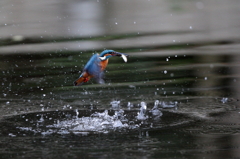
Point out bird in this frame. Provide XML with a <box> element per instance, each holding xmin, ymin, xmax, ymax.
<box><xmin>74</xmin><ymin>50</ymin><xmax>128</xmax><ymax>86</ymax></box>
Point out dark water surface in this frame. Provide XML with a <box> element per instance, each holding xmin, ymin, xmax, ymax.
<box><xmin>1</xmin><ymin>0</ymin><xmax>240</xmax><ymax>158</ymax></box>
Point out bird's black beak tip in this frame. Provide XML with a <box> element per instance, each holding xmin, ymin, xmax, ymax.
<box><xmin>113</xmin><ymin>52</ymin><xmax>129</xmax><ymax>57</ymax></box>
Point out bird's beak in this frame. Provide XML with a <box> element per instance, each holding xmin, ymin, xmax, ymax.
<box><xmin>112</xmin><ymin>52</ymin><xmax>129</xmax><ymax>57</ymax></box>
<box><xmin>112</xmin><ymin>52</ymin><xmax>129</xmax><ymax>62</ymax></box>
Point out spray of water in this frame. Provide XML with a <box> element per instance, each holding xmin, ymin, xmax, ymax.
<box><xmin>16</xmin><ymin>100</ymin><xmax>178</xmax><ymax>135</ymax></box>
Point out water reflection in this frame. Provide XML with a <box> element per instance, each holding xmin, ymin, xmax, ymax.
<box><xmin>0</xmin><ymin>0</ymin><xmax>240</xmax><ymax>158</ymax></box>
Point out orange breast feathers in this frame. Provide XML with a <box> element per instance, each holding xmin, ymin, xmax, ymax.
<box><xmin>100</xmin><ymin>54</ymin><xmax>110</xmax><ymax>71</ymax></box>
<box><xmin>100</xmin><ymin>59</ymin><xmax>108</xmax><ymax>71</ymax></box>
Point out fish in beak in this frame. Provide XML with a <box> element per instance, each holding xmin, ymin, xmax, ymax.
<box><xmin>111</xmin><ymin>52</ymin><xmax>129</xmax><ymax>62</ymax></box>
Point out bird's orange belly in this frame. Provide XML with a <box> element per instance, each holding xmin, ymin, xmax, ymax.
<box><xmin>100</xmin><ymin>59</ymin><xmax>108</xmax><ymax>71</ymax></box>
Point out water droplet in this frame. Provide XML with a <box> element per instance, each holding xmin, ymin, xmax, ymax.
<box><xmin>204</xmin><ymin>77</ymin><xmax>208</xmax><ymax>80</ymax></box>
<box><xmin>164</xmin><ymin>70</ymin><xmax>167</xmax><ymax>74</ymax></box>
<box><xmin>137</xmin><ymin>102</ymin><xmax>148</xmax><ymax>120</ymax></box>
<box><xmin>39</xmin><ymin>115</ymin><xmax>44</xmax><ymax>122</ymax></box>
<box><xmin>75</xmin><ymin>109</ymin><xmax>79</xmax><ymax>118</ymax></box>
<box><xmin>221</xmin><ymin>97</ymin><xmax>228</xmax><ymax>103</ymax></box>
<box><xmin>111</xmin><ymin>101</ymin><xmax>120</xmax><ymax>107</ymax></box>
<box><xmin>189</xmin><ymin>26</ymin><xmax>192</xmax><ymax>29</ymax></box>
<box><xmin>127</xmin><ymin>102</ymin><xmax>133</xmax><ymax>108</ymax></box>
<box><xmin>8</xmin><ymin>133</ymin><xmax>16</xmax><ymax>137</ymax></box>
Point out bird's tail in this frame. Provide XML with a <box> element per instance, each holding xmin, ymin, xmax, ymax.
<box><xmin>73</xmin><ymin>77</ymin><xmax>89</xmax><ymax>86</ymax></box>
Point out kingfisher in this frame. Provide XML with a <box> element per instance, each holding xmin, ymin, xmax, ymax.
<box><xmin>74</xmin><ymin>50</ymin><xmax>128</xmax><ymax>86</ymax></box>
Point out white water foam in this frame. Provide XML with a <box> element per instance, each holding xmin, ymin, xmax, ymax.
<box><xmin>15</xmin><ymin>100</ymin><xmax>179</xmax><ymax>135</ymax></box>
<box><xmin>46</xmin><ymin>109</ymin><xmax>129</xmax><ymax>134</ymax></box>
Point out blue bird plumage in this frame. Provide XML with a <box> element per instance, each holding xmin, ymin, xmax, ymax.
<box><xmin>74</xmin><ymin>50</ymin><xmax>128</xmax><ymax>86</ymax></box>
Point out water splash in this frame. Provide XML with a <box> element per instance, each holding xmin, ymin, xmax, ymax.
<box><xmin>136</xmin><ymin>102</ymin><xmax>148</xmax><ymax>120</ymax></box>
<box><xmin>149</xmin><ymin>100</ymin><xmax>162</xmax><ymax>117</ymax></box>
<box><xmin>43</xmin><ymin>109</ymin><xmax>130</xmax><ymax>134</ymax></box>
<box><xmin>221</xmin><ymin>97</ymin><xmax>228</xmax><ymax>103</ymax></box>
<box><xmin>127</xmin><ymin>102</ymin><xmax>134</xmax><ymax>109</ymax></box>
<box><xmin>160</xmin><ymin>101</ymin><xmax>178</xmax><ymax>109</ymax></box>
<box><xmin>14</xmin><ymin>100</ymin><xmax>181</xmax><ymax>136</ymax></box>
<box><xmin>38</xmin><ymin>114</ymin><xmax>44</xmax><ymax>122</ymax></box>
<box><xmin>75</xmin><ymin>109</ymin><xmax>79</xmax><ymax>119</ymax></box>
<box><xmin>110</xmin><ymin>100</ymin><xmax>121</xmax><ymax>108</ymax></box>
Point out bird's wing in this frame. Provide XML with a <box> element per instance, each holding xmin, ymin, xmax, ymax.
<box><xmin>83</xmin><ymin>54</ymin><xmax>104</xmax><ymax>83</ymax></box>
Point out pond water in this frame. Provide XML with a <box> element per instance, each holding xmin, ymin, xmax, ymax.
<box><xmin>1</xmin><ymin>0</ymin><xmax>240</xmax><ymax>158</ymax></box>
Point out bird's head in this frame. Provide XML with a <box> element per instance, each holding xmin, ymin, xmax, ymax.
<box><xmin>99</xmin><ymin>50</ymin><xmax>129</xmax><ymax>62</ymax></box>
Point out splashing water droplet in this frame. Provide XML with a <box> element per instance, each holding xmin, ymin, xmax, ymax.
<box><xmin>137</xmin><ymin>102</ymin><xmax>148</xmax><ymax>120</ymax></box>
<box><xmin>111</xmin><ymin>101</ymin><xmax>120</xmax><ymax>107</ymax></box>
<box><xmin>221</xmin><ymin>97</ymin><xmax>228</xmax><ymax>103</ymax></box>
<box><xmin>150</xmin><ymin>100</ymin><xmax>162</xmax><ymax>117</ymax></box>
<box><xmin>127</xmin><ymin>102</ymin><xmax>133</xmax><ymax>108</ymax></box>
<box><xmin>39</xmin><ymin>115</ymin><xmax>44</xmax><ymax>122</ymax></box>
<box><xmin>75</xmin><ymin>109</ymin><xmax>79</xmax><ymax>118</ymax></box>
